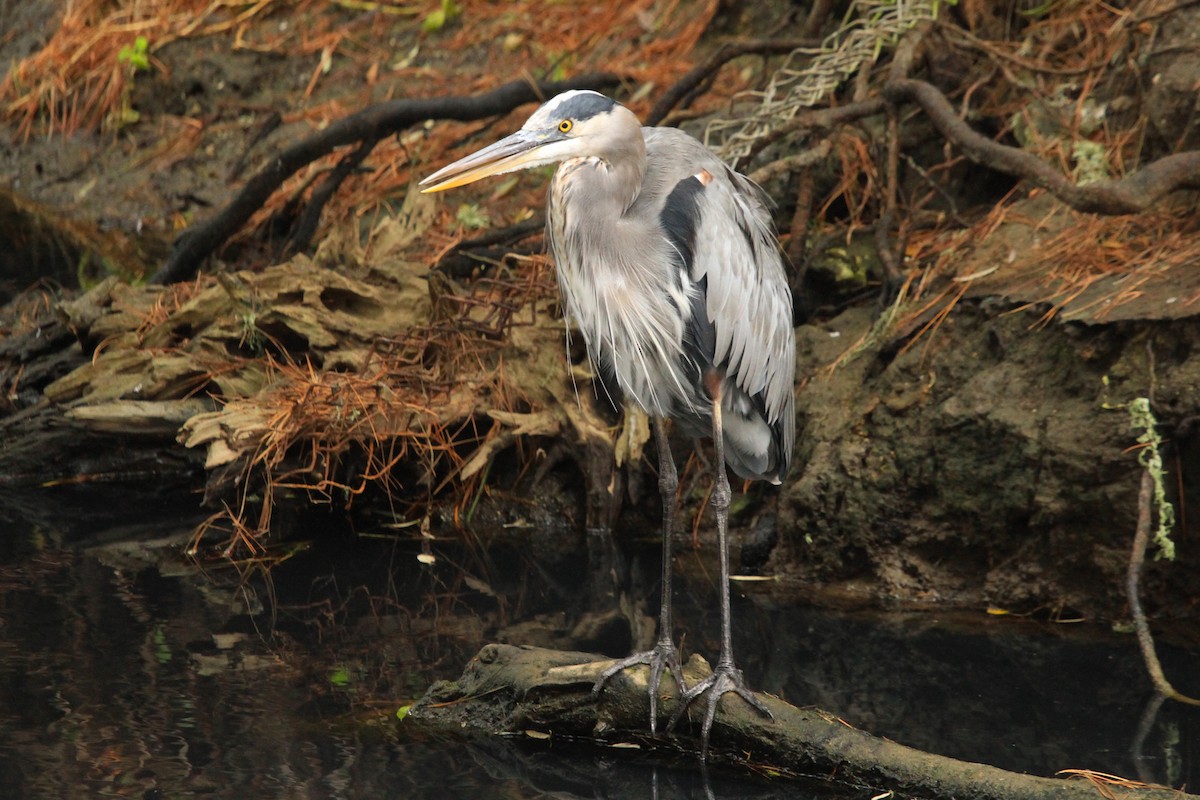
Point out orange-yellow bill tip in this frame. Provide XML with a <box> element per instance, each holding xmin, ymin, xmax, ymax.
<box><xmin>419</xmin><ymin>177</ymin><xmax>468</xmax><ymax>194</ymax></box>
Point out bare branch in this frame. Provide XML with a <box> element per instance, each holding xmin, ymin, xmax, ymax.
<box><xmin>285</xmin><ymin>135</ymin><xmax>378</xmax><ymax>256</ymax></box>
<box><xmin>741</xmin><ymin>98</ymin><xmax>886</xmax><ymax>164</ymax></box>
<box><xmin>747</xmin><ymin>140</ymin><xmax>830</xmax><ymax>185</ymax></box>
<box><xmin>882</xmin><ymin>78</ymin><xmax>1200</xmax><ymax>215</ymax></box>
<box><xmin>151</xmin><ymin>74</ymin><xmax>620</xmax><ymax>285</ymax></box>
<box><xmin>1128</xmin><ymin>469</ymin><xmax>1200</xmax><ymax>706</ymax></box>
<box><xmin>646</xmin><ymin>39</ymin><xmax>816</xmax><ymax>127</ymax></box>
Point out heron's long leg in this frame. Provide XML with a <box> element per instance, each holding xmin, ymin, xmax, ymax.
<box><xmin>669</xmin><ymin>382</ymin><xmax>773</xmax><ymax>757</ymax></box>
<box><xmin>592</xmin><ymin>417</ymin><xmax>686</xmax><ymax>734</ymax></box>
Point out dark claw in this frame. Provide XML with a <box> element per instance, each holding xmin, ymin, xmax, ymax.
<box><xmin>593</xmin><ymin>638</ymin><xmax>686</xmax><ymax>735</ymax></box>
<box><xmin>668</xmin><ymin>661</ymin><xmax>772</xmax><ymax>758</ymax></box>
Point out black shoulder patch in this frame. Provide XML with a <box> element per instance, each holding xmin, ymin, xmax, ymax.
<box><xmin>661</xmin><ymin>174</ymin><xmax>716</xmax><ymax>373</ymax></box>
<box><xmin>555</xmin><ymin>92</ymin><xmax>617</xmax><ymax>121</ymax></box>
<box><xmin>660</xmin><ymin>174</ymin><xmax>705</xmax><ymax>272</ymax></box>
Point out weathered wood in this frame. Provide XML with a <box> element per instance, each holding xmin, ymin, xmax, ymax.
<box><xmin>0</xmin><ymin>403</ymin><xmax>203</xmax><ymax>487</ymax></box>
<box><xmin>412</xmin><ymin>644</ymin><xmax>1195</xmax><ymax>800</ymax></box>
<box><xmin>66</xmin><ymin>399</ymin><xmax>215</xmax><ymax>436</ymax></box>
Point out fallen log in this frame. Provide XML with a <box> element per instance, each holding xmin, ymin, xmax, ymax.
<box><xmin>411</xmin><ymin>644</ymin><xmax>1195</xmax><ymax>800</ymax></box>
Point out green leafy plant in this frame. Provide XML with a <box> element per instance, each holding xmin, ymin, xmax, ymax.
<box><xmin>239</xmin><ymin>309</ymin><xmax>266</xmax><ymax>356</ymax></box>
<box><xmin>422</xmin><ymin>0</ymin><xmax>462</xmax><ymax>33</ymax></box>
<box><xmin>117</xmin><ymin>36</ymin><xmax>152</xmax><ymax>73</ymax></box>
<box><xmin>111</xmin><ymin>35</ymin><xmax>152</xmax><ymax>129</ymax></box>
<box><xmin>455</xmin><ymin>202</ymin><xmax>490</xmax><ymax>230</ymax></box>
<box><xmin>1129</xmin><ymin>397</ymin><xmax>1175</xmax><ymax>560</ymax></box>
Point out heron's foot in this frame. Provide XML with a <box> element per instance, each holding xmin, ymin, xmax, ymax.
<box><xmin>592</xmin><ymin>639</ymin><xmax>686</xmax><ymax>735</ymax></box>
<box><xmin>668</xmin><ymin>659</ymin><xmax>772</xmax><ymax>758</ymax></box>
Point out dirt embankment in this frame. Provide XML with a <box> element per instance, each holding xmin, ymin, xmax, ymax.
<box><xmin>782</xmin><ymin>297</ymin><xmax>1200</xmax><ymax>620</ymax></box>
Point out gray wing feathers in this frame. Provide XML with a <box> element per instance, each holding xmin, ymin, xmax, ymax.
<box><xmin>638</xmin><ymin>128</ymin><xmax>795</xmax><ymax>479</ymax></box>
<box><xmin>640</xmin><ymin>129</ymin><xmax>794</xmax><ymax>427</ymax></box>
<box><xmin>693</xmin><ymin>169</ymin><xmax>795</xmax><ymax>428</ymax></box>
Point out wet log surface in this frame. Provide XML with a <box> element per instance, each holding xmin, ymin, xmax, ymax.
<box><xmin>411</xmin><ymin>643</ymin><xmax>1195</xmax><ymax>800</ymax></box>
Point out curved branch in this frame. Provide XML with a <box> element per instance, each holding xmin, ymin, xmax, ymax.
<box><xmin>882</xmin><ymin>78</ymin><xmax>1200</xmax><ymax>215</ymax></box>
<box><xmin>741</xmin><ymin>98</ymin><xmax>886</xmax><ymax>164</ymax></box>
<box><xmin>285</xmin><ymin>135</ymin><xmax>378</xmax><ymax>256</ymax></box>
<box><xmin>646</xmin><ymin>39</ymin><xmax>817</xmax><ymax>127</ymax></box>
<box><xmin>151</xmin><ymin>73</ymin><xmax>620</xmax><ymax>285</ymax></box>
<box><xmin>1128</xmin><ymin>469</ymin><xmax>1200</xmax><ymax>706</ymax></box>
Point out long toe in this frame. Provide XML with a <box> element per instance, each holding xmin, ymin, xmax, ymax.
<box><xmin>592</xmin><ymin>640</ymin><xmax>685</xmax><ymax>735</ymax></box>
<box><xmin>668</xmin><ymin>661</ymin><xmax>772</xmax><ymax>758</ymax></box>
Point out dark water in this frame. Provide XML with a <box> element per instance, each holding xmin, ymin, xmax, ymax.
<box><xmin>0</xmin><ymin>488</ymin><xmax>1197</xmax><ymax>798</ymax></box>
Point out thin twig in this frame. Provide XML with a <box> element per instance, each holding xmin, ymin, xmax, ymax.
<box><xmin>747</xmin><ymin>141</ymin><xmax>831</xmax><ymax>185</ymax></box>
<box><xmin>742</xmin><ymin>98</ymin><xmax>886</xmax><ymax>165</ymax></box>
<box><xmin>1128</xmin><ymin>471</ymin><xmax>1200</xmax><ymax>705</ymax></box>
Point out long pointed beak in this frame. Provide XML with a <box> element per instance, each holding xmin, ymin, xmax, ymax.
<box><xmin>420</xmin><ymin>130</ymin><xmax>552</xmax><ymax>193</ymax></box>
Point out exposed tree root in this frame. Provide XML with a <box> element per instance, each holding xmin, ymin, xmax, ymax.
<box><xmin>881</xmin><ymin>76</ymin><xmax>1200</xmax><ymax>215</ymax></box>
<box><xmin>645</xmin><ymin>38</ymin><xmax>817</xmax><ymax>126</ymax></box>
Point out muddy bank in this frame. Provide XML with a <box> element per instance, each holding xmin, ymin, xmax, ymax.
<box><xmin>779</xmin><ymin>298</ymin><xmax>1200</xmax><ymax>621</ymax></box>
<box><xmin>3</xmin><ymin>255</ymin><xmax>1196</xmax><ymax>628</ymax></box>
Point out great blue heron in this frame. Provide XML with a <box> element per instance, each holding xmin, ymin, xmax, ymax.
<box><xmin>421</xmin><ymin>90</ymin><xmax>795</xmax><ymax>753</ymax></box>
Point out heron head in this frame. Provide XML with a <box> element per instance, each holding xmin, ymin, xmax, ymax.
<box><xmin>420</xmin><ymin>90</ymin><xmax>641</xmax><ymax>192</ymax></box>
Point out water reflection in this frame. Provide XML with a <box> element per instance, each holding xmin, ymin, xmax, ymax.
<box><xmin>741</xmin><ymin>600</ymin><xmax>1200</xmax><ymax>781</ymax></box>
<box><xmin>0</xmin><ymin>489</ymin><xmax>1197</xmax><ymax>797</ymax></box>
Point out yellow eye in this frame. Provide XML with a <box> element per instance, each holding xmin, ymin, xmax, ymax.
<box><xmin>558</xmin><ymin>119</ymin><xmax>573</xmax><ymax>133</ymax></box>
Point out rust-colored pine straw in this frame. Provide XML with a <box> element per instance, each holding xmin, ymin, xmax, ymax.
<box><xmin>1013</xmin><ymin>207</ymin><xmax>1200</xmax><ymax>326</ymax></box>
<box><xmin>883</xmin><ymin>192</ymin><xmax>1200</xmax><ymax>360</ymax></box>
<box><xmin>1057</xmin><ymin>768</ymin><xmax>1176</xmax><ymax>800</ymax></box>
<box><xmin>193</xmin><ymin>356</ymin><xmax>464</xmax><ymax>556</ymax></box>
<box><xmin>956</xmin><ymin>5</ymin><xmax>1137</xmax><ymax>90</ymax></box>
<box><xmin>955</xmin><ymin>0</ymin><xmax>1147</xmax><ymax>79</ymax></box>
<box><xmin>946</xmin><ymin>0</ymin><xmax>1158</xmax><ymax>175</ymax></box>
<box><xmin>189</xmin><ymin>251</ymin><xmax>556</xmax><ymax>555</ymax></box>
<box><xmin>1</xmin><ymin>0</ymin><xmax>297</xmax><ymax>140</ymax></box>
<box><xmin>127</xmin><ymin>276</ymin><xmax>207</xmax><ymax>333</ymax></box>
<box><xmin>818</xmin><ymin>130</ymin><xmax>881</xmax><ymax>226</ymax></box>
<box><xmin>435</xmin><ymin>0</ymin><xmax>716</xmax><ymax>97</ymax></box>
<box><xmin>251</xmin><ymin>356</ymin><xmax>449</xmax><ymax>497</ymax></box>
<box><xmin>1</xmin><ymin>0</ymin><xmax>723</xmax><ymax>293</ymax></box>
<box><xmin>2</xmin><ymin>0</ymin><xmax>480</xmax><ymax>140</ymax></box>
<box><xmin>238</xmin><ymin>0</ymin><xmax>721</xmax><ymax>253</ymax></box>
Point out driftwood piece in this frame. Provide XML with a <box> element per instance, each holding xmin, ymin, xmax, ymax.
<box><xmin>411</xmin><ymin>644</ymin><xmax>1196</xmax><ymax>800</ymax></box>
<box><xmin>66</xmin><ymin>398</ymin><xmax>215</xmax><ymax>436</ymax></box>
